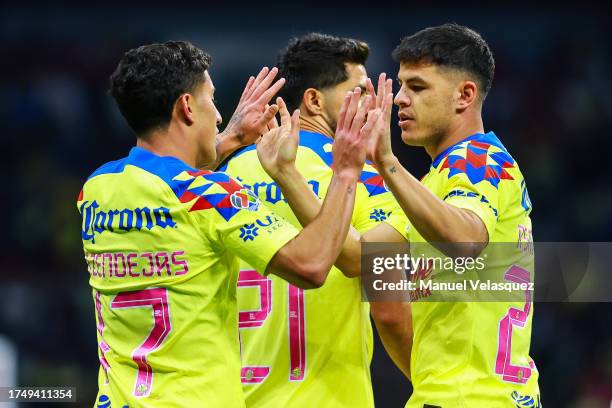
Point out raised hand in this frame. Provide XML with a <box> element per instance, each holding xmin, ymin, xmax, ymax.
<box><xmin>365</xmin><ymin>73</ymin><xmax>395</xmax><ymax>166</ymax></box>
<box><xmin>256</xmin><ymin>97</ymin><xmax>300</xmax><ymax>180</ymax></box>
<box><xmin>332</xmin><ymin>88</ymin><xmax>381</xmax><ymax>179</ymax></box>
<box><xmin>223</xmin><ymin>67</ymin><xmax>286</xmax><ymax>146</ymax></box>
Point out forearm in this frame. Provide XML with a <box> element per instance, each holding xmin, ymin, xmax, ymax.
<box><xmin>275</xmin><ymin>167</ymin><xmax>362</xmax><ymax>277</ymax></box>
<box><xmin>273</xmin><ymin>166</ymin><xmax>323</xmax><ymax>224</ymax></box>
<box><xmin>371</xmin><ymin>301</ymin><xmax>413</xmax><ymax>380</ymax></box>
<box><xmin>378</xmin><ymin>156</ymin><xmax>487</xmax><ymax>251</ymax></box>
<box><xmin>276</xmin><ymin>171</ymin><xmax>358</xmax><ymax>285</ymax></box>
<box><xmin>288</xmin><ymin>171</ymin><xmax>358</xmax><ymax>273</ymax></box>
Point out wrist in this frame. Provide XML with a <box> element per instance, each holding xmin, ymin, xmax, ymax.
<box><xmin>273</xmin><ymin>164</ymin><xmax>301</xmax><ymax>185</ymax></box>
<box><xmin>333</xmin><ymin>167</ymin><xmax>360</xmax><ymax>184</ymax></box>
<box><xmin>216</xmin><ymin>130</ymin><xmax>246</xmax><ymax>162</ymax></box>
<box><xmin>219</xmin><ymin>128</ymin><xmax>247</xmax><ymax>148</ymax></box>
<box><xmin>376</xmin><ymin>155</ymin><xmax>400</xmax><ymax>174</ymax></box>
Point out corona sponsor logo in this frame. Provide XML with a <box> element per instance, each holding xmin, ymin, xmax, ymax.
<box><xmin>80</xmin><ymin>200</ymin><xmax>176</xmax><ymax>243</ymax></box>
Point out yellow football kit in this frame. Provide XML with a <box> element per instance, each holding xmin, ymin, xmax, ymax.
<box><xmin>78</xmin><ymin>147</ymin><xmax>299</xmax><ymax>408</ymax></box>
<box><xmin>220</xmin><ymin>130</ymin><xmax>410</xmax><ymax>408</ymax></box>
<box><xmin>406</xmin><ymin>132</ymin><xmax>540</xmax><ymax>408</ymax></box>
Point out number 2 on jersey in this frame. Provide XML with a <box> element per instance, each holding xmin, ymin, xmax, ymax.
<box><xmin>495</xmin><ymin>265</ymin><xmax>535</xmax><ymax>384</ymax></box>
<box><xmin>238</xmin><ymin>270</ymin><xmax>306</xmax><ymax>383</ymax></box>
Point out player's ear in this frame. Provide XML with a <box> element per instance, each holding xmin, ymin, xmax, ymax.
<box><xmin>456</xmin><ymin>80</ymin><xmax>478</xmax><ymax>112</ymax></box>
<box><xmin>176</xmin><ymin>93</ymin><xmax>195</xmax><ymax>125</ymax></box>
<box><xmin>302</xmin><ymin>88</ymin><xmax>325</xmax><ymax>116</ymax></box>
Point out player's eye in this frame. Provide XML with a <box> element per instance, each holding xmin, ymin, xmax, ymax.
<box><xmin>410</xmin><ymin>85</ymin><xmax>426</xmax><ymax>92</ymax></box>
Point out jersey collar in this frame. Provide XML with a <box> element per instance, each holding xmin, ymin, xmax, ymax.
<box><xmin>127</xmin><ymin>146</ymin><xmax>197</xmax><ymax>171</ymax></box>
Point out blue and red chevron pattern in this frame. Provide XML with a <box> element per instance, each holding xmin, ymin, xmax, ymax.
<box><xmin>440</xmin><ymin>140</ymin><xmax>515</xmax><ymax>189</ymax></box>
<box><xmin>298</xmin><ymin>130</ymin><xmax>388</xmax><ymax>197</ymax></box>
<box><xmin>179</xmin><ymin>170</ymin><xmax>245</xmax><ymax>221</ymax></box>
<box><xmin>359</xmin><ymin>169</ymin><xmax>387</xmax><ymax>196</ymax></box>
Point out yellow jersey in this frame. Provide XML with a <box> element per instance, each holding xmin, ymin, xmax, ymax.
<box><xmin>406</xmin><ymin>132</ymin><xmax>540</xmax><ymax>408</ymax></box>
<box><xmin>78</xmin><ymin>147</ymin><xmax>299</xmax><ymax>408</ymax></box>
<box><xmin>220</xmin><ymin>130</ymin><xmax>410</xmax><ymax>407</ymax></box>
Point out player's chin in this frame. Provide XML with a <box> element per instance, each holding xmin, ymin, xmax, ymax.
<box><xmin>400</xmin><ymin>129</ymin><xmax>422</xmax><ymax>146</ymax></box>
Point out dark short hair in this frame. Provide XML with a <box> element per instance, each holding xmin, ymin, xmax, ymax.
<box><xmin>392</xmin><ymin>23</ymin><xmax>495</xmax><ymax>100</ymax></box>
<box><xmin>277</xmin><ymin>33</ymin><xmax>370</xmax><ymax>111</ymax></box>
<box><xmin>110</xmin><ymin>41</ymin><xmax>212</xmax><ymax>135</ymax></box>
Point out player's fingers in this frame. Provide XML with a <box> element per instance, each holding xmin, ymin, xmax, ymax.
<box><xmin>245</xmin><ymin>67</ymin><xmax>270</xmax><ymax>99</ymax></box>
<box><xmin>276</xmin><ymin>97</ymin><xmax>291</xmax><ymax>127</ymax></box>
<box><xmin>360</xmin><ymin>108</ymin><xmax>381</xmax><ymax>141</ymax></box>
<box><xmin>290</xmin><ymin>109</ymin><xmax>300</xmax><ymax>142</ymax></box>
<box><xmin>377</xmin><ymin>73</ymin><xmax>386</xmax><ymax>108</ymax></box>
<box><xmin>344</xmin><ymin>87</ymin><xmax>362</xmax><ymax>131</ymax></box>
<box><xmin>268</xmin><ymin>108</ymin><xmax>279</xmax><ymax>129</ymax></box>
<box><xmin>239</xmin><ymin>76</ymin><xmax>256</xmax><ymax>104</ymax></box>
<box><xmin>256</xmin><ymin>104</ymin><xmax>279</xmax><ymax>130</ymax></box>
<box><xmin>254</xmin><ymin>77</ymin><xmax>286</xmax><ymax>106</ymax></box>
<box><xmin>337</xmin><ymin>91</ymin><xmax>352</xmax><ymax>132</ymax></box>
<box><xmin>249</xmin><ymin>67</ymin><xmax>279</xmax><ymax>102</ymax></box>
<box><xmin>383</xmin><ymin>92</ymin><xmax>394</xmax><ymax>121</ymax></box>
<box><xmin>350</xmin><ymin>94</ymin><xmax>371</xmax><ymax>136</ymax></box>
<box><xmin>366</xmin><ymin>78</ymin><xmax>377</xmax><ymax>110</ymax></box>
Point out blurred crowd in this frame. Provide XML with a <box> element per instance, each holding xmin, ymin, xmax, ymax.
<box><xmin>1</xmin><ymin>4</ymin><xmax>611</xmax><ymax>407</ymax></box>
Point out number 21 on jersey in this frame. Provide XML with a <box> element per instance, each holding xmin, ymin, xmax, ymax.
<box><xmin>238</xmin><ymin>270</ymin><xmax>306</xmax><ymax>384</ymax></box>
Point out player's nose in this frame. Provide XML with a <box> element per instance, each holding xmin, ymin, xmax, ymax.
<box><xmin>394</xmin><ymin>88</ymin><xmax>411</xmax><ymax>107</ymax></box>
<box><xmin>216</xmin><ymin>109</ymin><xmax>222</xmax><ymax>125</ymax></box>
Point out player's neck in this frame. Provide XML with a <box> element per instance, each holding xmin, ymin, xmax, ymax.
<box><xmin>425</xmin><ymin>115</ymin><xmax>485</xmax><ymax>161</ymax></box>
<box><xmin>299</xmin><ymin>116</ymin><xmax>334</xmax><ymax>139</ymax></box>
<box><xmin>136</xmin><ymin>128</ymin><xmax>198</xmax><ymax>168</ymax></box>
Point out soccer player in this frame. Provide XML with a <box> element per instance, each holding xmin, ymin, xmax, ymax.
<box><xmin>219</xmin><ymin>33</ymin><xmax>412</xmax><ymax>407</ymax></box>
<box><xmin>260</xmin><ymin>25</ymin><xmax>541</xmax><ymax>406</ymax></box>
<box><xmin>77</xmin><ymin>41</ymin><xmax>378</xmax><ymax>407</ymax></box>
<box><xmin>366</xmin><ymin>24</ymin><xmax>541</xmax><ymax>407</ymax></box>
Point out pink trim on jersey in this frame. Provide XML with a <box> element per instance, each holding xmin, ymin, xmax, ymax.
<box><xmin>94</xmin><ymin>291</ymin><xmax>111</xmax><ymax>383</ymax></box>
<box><xmin>238</xmin><ymin>270</ymin><xmax>272</xmax><ymax>328</ymax></box>
<box><xmin>495</xmin><ymin>266</ymin><xmax>533</xmax><ymax>384</ymax></box>
<box><xmin>288</xmin><ymin>285</ymin><xmax>306</xmax><ymax>381</ymax></box>
<box><xmin>241</xmin><ymin>367</ymin><xmax>271</xmax><ymax>384</ymax></box>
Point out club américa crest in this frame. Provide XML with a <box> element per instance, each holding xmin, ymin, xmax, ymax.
<box><xmin>230</xmin><ymin>188</ymin><xmax>260</xmax><ymax>211</ymax></box>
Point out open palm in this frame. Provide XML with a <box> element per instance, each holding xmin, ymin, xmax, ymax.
<box><xmin>256</xmin><ymin>97</ymin><xmax>300</xmax><ymax>180</ymax></box>
<box><xmin>365</xmin><ymin>73</ymin><xmax>395</xmax><ymax>165</ymax></box>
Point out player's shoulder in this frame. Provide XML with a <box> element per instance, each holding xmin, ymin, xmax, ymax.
<box><xmin>297</xmin><ymin>130</ymin><xmax>334</xmax><ymax>166</ymax></box>
<box><xmin>86</xmin><ymin>156</ymin><xmax>129</xmax><ymax>182</ymax></box>
<box><xmin>298</xmin><ymin>130</ymin><xmax>389</xmax><ymax>196</ymax></box>
<box><xmin>86</xmin><ymin>147</ymin><xmax>192</xmax><ymax>182</ymax></box>
<box><xmin>83</xmin><ymin>147</ymin><xmax>250</xmax><ymax>203</ymax></box>
<box><xmin>459</xmin><ymin>132</ymin><xmax>515</xmax><ymax>163</ymax></box>
<box><xmin>176</xmin><ymin>169</ymin><xmax>260</xmax><ymax>222</ymax></box>
<box><xmin>178</xmin><ymin>169</ymin><xmax>244</xmax><ymax>189</ymax></box>
<box><xmin>434</xmin><ymin>131</ymin><xmax>522</xmax><ymax>189</ymax></box>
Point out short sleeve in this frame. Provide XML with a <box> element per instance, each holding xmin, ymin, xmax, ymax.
<box><xmin>352</xmin><ymin>164</ymin><xmax>411</xmax><ymax>240</ymax></box>
<box><xmin>180</xmin><ymin>171</ymin><xmax>299</xmax><ymax>275</ymax></box>
<box><xmin>441</xmin><ymin>173</ymin><xmax>499</xmax><ymax>240</ymax></box>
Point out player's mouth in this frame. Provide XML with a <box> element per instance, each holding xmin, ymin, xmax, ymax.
<box><xmin>398</xmin><ymin>112</ymin><xmax>415</xmax><ymax>128</ymax></box>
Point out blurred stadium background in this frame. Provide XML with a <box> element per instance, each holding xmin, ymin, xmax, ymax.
<box><xmin>1</xmin><ymin>2</ymin><xmax>611</xmax><ymax>407</ymax></box>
